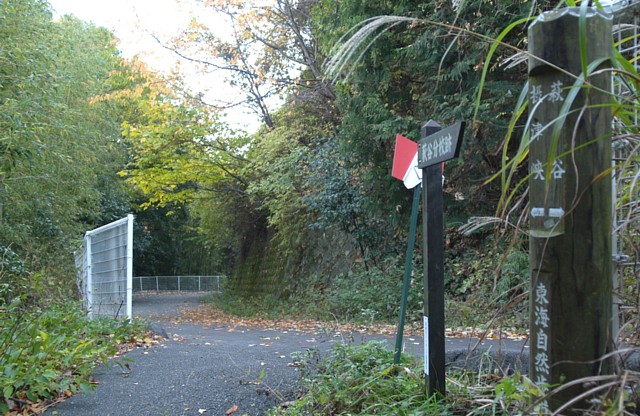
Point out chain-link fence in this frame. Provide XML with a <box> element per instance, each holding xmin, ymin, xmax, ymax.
<box><xmin>133</xmin><ymin>275</ymin><xmax>224</xmax><ymax>293</ymax></box>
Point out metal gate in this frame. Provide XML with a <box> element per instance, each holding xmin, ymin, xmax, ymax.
<box><xmin>75</xmin><ymin>215</ymin><xmax>134</xmax><ymax>319</ymax></box>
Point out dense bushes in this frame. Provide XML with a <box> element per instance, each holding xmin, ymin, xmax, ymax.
<box><xmin>0</xmin><ymin>244</ymin><xmax>148</xmax><ymax>414</ymax></box>
<box><xmin>0</xmin><ymin>296</ymin><xmax>148</xmax><ymax>413</ymax></box>
<box><xmin>268</xmin><ymin>341</ymin><xmax>434</xmax><ymax>415</ymax></box>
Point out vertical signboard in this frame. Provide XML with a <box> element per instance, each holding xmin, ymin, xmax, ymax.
<box><xmin>528</xmin><ymin>7</ymin><xmax>612</xmax><ymax>411</ymax></box>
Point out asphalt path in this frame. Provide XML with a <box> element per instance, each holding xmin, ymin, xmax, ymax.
<box><xmin>45</xmin><ymin>293</ymin><xmax>529</xmax><ymax>416</ymax></box>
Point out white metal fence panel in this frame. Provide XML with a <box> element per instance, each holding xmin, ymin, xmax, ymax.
<box><xmin>610</xmin><ymin>1</ymin><xmax>640</xmax><ymax>340</ymax></box>
<box><xmin>75</xmin><ymin>215</ymin><xmax>133</xmax><ymax>319</ymax></box>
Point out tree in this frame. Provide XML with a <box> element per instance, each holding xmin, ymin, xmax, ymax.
<box><xmin>245</xmin><ymin>100</ymin><xmax>335</xmax><ymax>250</ymax></box>
<box><xmin>307</xmin><ymin>0</ymin><xmax>540</xmax><ymax>250</ymax></box>
<box><xmin>116</xmin><ymin>67</ymin><xmax>250</xmax><ymax>208</ymax></box>
<box><xmin>112</xmin><ymin>60</ymin><xmax>257</xmax><ymax>271</ymax></box>
<box><xmin>0</xmin><ymin>1</ymin><xmax>131</xmax><ymax>283</ymax></box>
<box><xmin>162</xmin><ymin>0</ymin><xmax>335</xmax><ymax>128</ymax></box>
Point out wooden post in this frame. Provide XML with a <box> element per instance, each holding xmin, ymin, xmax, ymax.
<box><xmin>528</xmin><ymin>7</ymin><xmax>612</xmax><ymax>412</ymax></box>
<box><xmin>421</xmin><ymin>120</ymin><xmax>446</xmax><ymax>398</ymax></box>
<box><xmin>417</xmin><ymin>119</ymin><xmax>465</xmax><ymax>398</ymax></box>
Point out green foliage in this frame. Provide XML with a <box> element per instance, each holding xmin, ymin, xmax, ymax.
<box><xmin>116</xmin><ymin>0</ymin><xmax>542</xmax><ymax>327</ymax></box>
<box><xmin>215</xmin><ymin>255</ymin><xmax>424</xmax><ymax>325</ymax></box>
<box><xmin>116</xmin><ymin>66</ymin><xmax>253</xmax><ymax>273</ymax></box>
<box><xmin>133</xmin><ymin>203</ymin><xmax>221</xmax><ymax>276</ymax></box>
<box><xmin>245</xmin><ymin>102</ymin><xmax>336</xmax><ymax>251</ymax></box>
<box><xmin>214</xmin><ymin>293</ymin><xmax>283</xmax><ymax>319</ymax></box>
<box><xmin>0</xmin><ymin>0</ymin><xmax>133</xmax><ymax>291</ymax></box>
<box><xmin>190</xmin><ymin>193</ymin><xmax>257</xmax><ymax>273</ymax></box>
<box><xmin>302</xmin><ymin>137</ymin><xmax>403</xmax><ymax>266</ymax></box>
<box><xmin>0</xmin><ymin>245</ymin><xmax>74</xmax><ymax>307</ymax></box>
<box><xmin>0</xmin><ymin>297</ymin><xmax>148</xmax><ymax>413</ymax></box>
<box><xmin>120</xmin><ymin>88</ymin><xmax>244</xmax><ymax>210</ymax></box>
<box><xmin>445</xmin><ymin>232</ymin><xmax>529</xmax><ymax>329</ymax></box>
<box><xmin>312</xmin><ymin>0</ymin><xmax>538</xmax><ymax>227</ymax></box>
<box><xmin>0</xmin><ymin>246</ymin><xmax>29</xmax><ymax>304</ymax></box>
<box><xmin>270</xmin><ymin>340</ymin><xmax>640</xmax><ymax>415</ymax></box>
<box><xmin>269</xmin><ymin>341</ymin><xmax>440</xmax><ymax>415</ymax></box>
<box><xmin>183</xmin><ymin>0</ymin><xmax>548</xmax><ymax>336</ymax></box>
<box><xmin>269</xmin><ymin>341</ymin><xmax>551</xmax><ymax>415</ymax></box>
<box><xmin>324</xmin><ymin>261</ymin><xmax>423</xmax><ymax>324</ymax></box>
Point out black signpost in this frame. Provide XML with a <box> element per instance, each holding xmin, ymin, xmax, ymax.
<box><xmin>418</xmin><ymin>120</ymin><xmax>465</xmax><ymax>398</ymax></box>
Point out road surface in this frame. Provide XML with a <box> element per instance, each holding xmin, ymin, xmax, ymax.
<box><xmin>45</xmin><ymin>292</ymin><xmax>529</xmax><ymax>416</ymax></box>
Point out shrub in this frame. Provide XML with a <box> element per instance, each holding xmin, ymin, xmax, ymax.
<box><xmin>270</xmin><ymin>341</ymin><xmax>448</xmax><ymax>415</ymax></box>
<box><xmin>0</xmin><ymin>246</ymin><xmax>30</xmax><ymax>305</ymax></box>
<box><xmin>0</xmin><ymin>297</ymin><xmax>148</xmax><ymax>413</ymax></box>
<box><xmin>322</xmin><ymin>260</ymin><xmax>423</xmax><ymax>325</ymax></box>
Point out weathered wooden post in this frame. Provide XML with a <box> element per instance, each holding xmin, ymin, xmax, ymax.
<box><xmin>528</xmin><ymin>7</ymin><xmax>613</xmax><ymax>412</ymax></box>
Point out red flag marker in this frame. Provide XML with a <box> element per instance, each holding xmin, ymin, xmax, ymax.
<box><xmin>392</xmin><ymin>134</ymin><xmax>421</xmax><ymax>189</ymax></box>
<box><xmin>392</xmin><ymin>134</ymin><xmax>417</xmax><ymax>180</ymax></box>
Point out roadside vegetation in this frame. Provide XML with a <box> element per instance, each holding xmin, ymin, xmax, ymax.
<box><xmin>0</xmin><ymin>296</ymin><xmax>150</xmax><ymax>414</ymax></box>
<box><xmin>212</xmin><ymin>236</ymin><xmax>530</xmax><ymax>332</ymax></box>
<box><xmin>268</xmin><ymin>340</ymin><xmax>639</xmax><ymax>415</ymax></box>
<box><xmin>2</xmin><ymin>0</ymin><xmax>640</xmax><ymax>414</ymax></box>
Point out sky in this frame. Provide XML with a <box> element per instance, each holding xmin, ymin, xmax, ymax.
<box><xmin>48</xmin><ymin>0</ymin><xmax>191</xmax><ymax>68</ymax></box>
<box><xmin>47</xmin><ymin>0</ymin><xmax>260</xmax><ymax>132</ymax></box>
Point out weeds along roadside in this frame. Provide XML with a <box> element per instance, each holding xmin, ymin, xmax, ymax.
<box><xmin>266</xmin><ymin>340</ymin><xmax>542</xmax><ymax>415</ymax></box>
<box><xmin>0</xmin><ymin>295</ymin><xmax>151</xmax><ymax>414</ymax></box>
<box><xmin>267</xmin><ymin>340</ymin><xmax>640</xmax><ymax>415</ymax></box>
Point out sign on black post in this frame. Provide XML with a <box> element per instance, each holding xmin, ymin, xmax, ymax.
<box><xmin>418</xmin><ymin>120</ymin><xmax>464</xmax><ymax>398</ymax></box>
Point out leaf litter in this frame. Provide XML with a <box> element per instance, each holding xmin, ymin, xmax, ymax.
<box><xmin>170</xmin><ymin>303</ymin><xmax>527</xmax><ymax>340</ymax></box>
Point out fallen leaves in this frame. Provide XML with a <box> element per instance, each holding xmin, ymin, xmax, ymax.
<box><xmin>225</xmin><ymin>404</ymin><xmax>239</xmax><ymax>414</ymax></box>
<box><xmin>172</xmin><ymin>304</ymin><xmax>417</xmax><ymax>336</ymax></box>
<box><xmin>2</xmin><ymin>386</ymin><xmax>92</xmax><ymax>416</ymax></box>
<box><xmin>170</xmin><ymin>304</ymin><xmax>530</xmax><ymax>341</ymax></box>
<box><xmin>111</xmin><ymin>331</ymin><xmax>165</xmax><ymax>357</ymax></box>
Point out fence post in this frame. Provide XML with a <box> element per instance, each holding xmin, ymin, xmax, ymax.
<box><xmin>125</xmin><ymin>214</ymin><xmax>133</xmax><ymax>320</ymax></box>
<box><xmin>198</xmin><ymin>275</ymin><xmax>201</xmax><ymax>291</ymax></box>
<box><xmin>156</xmin><ymin>276</ymin><xmax>159</xmax><ymax>292</ymax></box>
<box><xmin>178</xmin><ymin>276</ymin><xmax>181</xmax><ymax>292</ymax></box>
<box><xmin>85</xmin><ymin>233</ymin><xmax>93</xmax><ymax>318</ymax></box>
<box><xmin>528</xmin><ymin>7</ymin><xmax>612</xmax><ymax>411</ymax></box>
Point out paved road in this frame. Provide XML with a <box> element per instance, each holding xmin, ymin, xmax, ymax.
<box><xmin>45</xmin><ymin>293</ymin><xmax>529</xmax><ymax>416</ymax></box>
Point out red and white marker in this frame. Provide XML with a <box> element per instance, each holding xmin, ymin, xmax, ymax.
<box><xmin>392</xmin><ymin>134</ymin><xmax>422</xmax><ymax>189</ymax></box>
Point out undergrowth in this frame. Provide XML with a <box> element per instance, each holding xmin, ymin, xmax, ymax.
<box><xmin>268</xmin><ymin>340</ymin><xmax>640</xmax><ymax>415</ymax></box>
<box><xmin>215</xmin><ymin>233</ymin><xmax>530</xmax><ymax>334</ymax></box>
<box><xmin>267</xmin><ymin>340</ymin><xmax>541</xmax><ymax>415</ymax></box>
<box><xmin>0</xmin><ymin>296</ymin><xmax>149</xmax><ymax>414</ymax></box>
